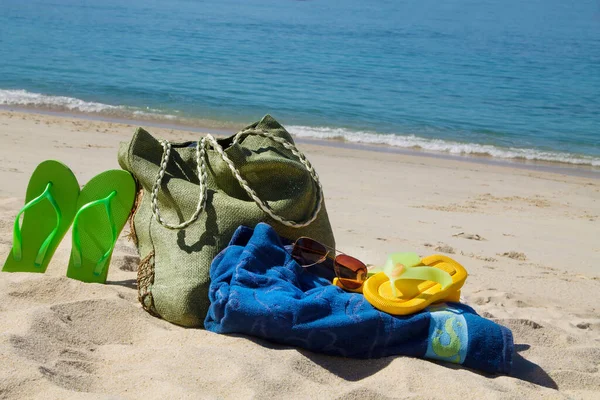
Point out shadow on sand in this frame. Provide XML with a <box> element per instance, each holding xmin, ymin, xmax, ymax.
<box><xmin>233</xmin><ymin>335</ymin><xmax>558</xmax><ymax>389</ymax></box>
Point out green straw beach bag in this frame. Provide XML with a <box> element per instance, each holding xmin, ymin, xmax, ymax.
<box><xmin>118</xmin><ymin>115</ymin><xmax>335</xmax><ymax>327</ymax></box>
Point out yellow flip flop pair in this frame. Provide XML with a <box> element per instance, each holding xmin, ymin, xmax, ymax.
<box><xmin>2</xmin><ymin>160</ymin><xmax>136</xmax><ymax>284</ymax></box>
<box><xmin>334</xmin><ymin>253</ymin><xmax>468</xmax><ymax>315</ymax></box>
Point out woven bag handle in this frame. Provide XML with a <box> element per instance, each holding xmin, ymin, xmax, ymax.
<box><xmin>150</xmin><ymin>128</ymin><xmax>323</xmax><ymax>230</ymax></box>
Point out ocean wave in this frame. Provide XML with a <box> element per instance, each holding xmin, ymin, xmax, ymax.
<box><xmin>1</xmin><ymin>89</ymin><xmax>598</xmax><ymax>168</ymax></box>
<box><xmin>0</xmin><ymin>89</ymin><xmax>179</xmax><ymax>120</ymax></box>
<box><xmin>288</xmin><ymin>125</ymin><xmax>600</xmax><ymax>167</ymax></box>
<box><xmin>0</xmin><ymin>89</ymin><xmax>119</xmax><ymax>113</ymax></box>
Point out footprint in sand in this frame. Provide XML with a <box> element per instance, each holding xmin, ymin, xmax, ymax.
<box><xmin>469</xmin><ymin>290</ymin><xmax>532</xmax><ymax>309</ymax></box>
<box><xmin>498</xmin><ymin>251</ymin><xmax>527</xmax><ymax>261</ymax></box>
<box><xmin>434</xmin><ymin>243</ymin><xmax>455</xmax><ymax>254</ymax></box>
<box><xmin>460</xmin><ymin>251</ymin><xmax>497</xmax><ymax>262</ymax></box>
<box><xmin>453</xmin><ymin>232</ymin><xmax>486</xmax><ymax>241</ymax></box>
<box><xmin>8</xmin><ymin>296</ymin><xmax>164</xmax><ymax>392</ymax></box>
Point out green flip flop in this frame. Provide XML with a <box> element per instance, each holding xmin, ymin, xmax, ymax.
<box><xmin>3</xmin><ymin>160</ymin><xmax>80</xmax><ymax>273</ymax></box>
<box><xmin>66</xmin><ymin>170</ymin><xmax>136</xmax><ymax>284</ymax></box>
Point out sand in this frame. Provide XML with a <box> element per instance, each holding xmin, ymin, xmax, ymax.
<box><xmin>0</xmin><ymin>110</ymin><xmax>598</xmax><ymax>399</ymax></box>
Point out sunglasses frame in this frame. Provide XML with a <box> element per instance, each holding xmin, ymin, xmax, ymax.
<box><xmin>291</xmin><ymin>236</ymin><xmax>368</xmax><ymax>290</ymax></box>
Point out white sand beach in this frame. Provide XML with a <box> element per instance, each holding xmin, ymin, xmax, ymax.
<box><xmin>0</xmin><ymin>110</ymin><xmax>599</xmax><ymax>399</ymax></box>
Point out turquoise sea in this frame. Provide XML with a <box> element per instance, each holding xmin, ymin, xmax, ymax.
<box><xmin>1</xmin><ymin>0</ymin><xmax>599</xmax><ymax>167</ymax></box>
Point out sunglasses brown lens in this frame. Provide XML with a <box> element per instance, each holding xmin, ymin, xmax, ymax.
<box><xmin>334</xmin><ymin>254</ymin><xmax>367</xmax><ymax>290</ymax></box>
<box><xmin>292</xmin><ymin>237</ymin><xmax>328</xmax><ymax>266</ymax></box>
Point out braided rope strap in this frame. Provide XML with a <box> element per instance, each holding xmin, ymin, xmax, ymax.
<box><xmin>150</xmin><ymin>138</ymin><xmax>209</xmax><ymax>229</ymax></box>
<box><xmin>151</xmin><ymin>129</ymin><xmax>323</xmax><ymax>230</ymax></box>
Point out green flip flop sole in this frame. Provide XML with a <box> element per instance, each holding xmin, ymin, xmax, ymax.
<box><xmin>3</xmin><ymin>160</ymin><xmax>80</xmax><ymax>273</ymax></box>
<box><xmin>66</xmin><ymin>170</ymin><xmax>136</xmax><ymax>284</ymax></box>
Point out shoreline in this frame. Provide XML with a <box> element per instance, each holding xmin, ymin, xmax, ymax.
<box><xmin>2</xmin><ymin>105</ymin><xmax>599</xmax><ymax>179</ymax></box>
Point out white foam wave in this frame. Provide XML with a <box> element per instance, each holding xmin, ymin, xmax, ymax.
<box><xmin>131</xmin><ymin>109</ymin><xmax>178</xmax><ymax>120</ymax></box>
<box><xmin>1</xmin><ymin>89</ymin><xmax>597</xmax><ymax>168</ymax></box>
<box><xmin>0</xmin><ymin>89</ymin><xmax>180</xmax><ymax>120</ymax></box>
<box><xmin>288</xmin><ymin>125</ymin><xmax>600</xmax><ymax>167</ymax></box>
<box><xmin>0</xmin><ymin>89</ymin><xmax>118</xmax><ymax>113</ymax></box>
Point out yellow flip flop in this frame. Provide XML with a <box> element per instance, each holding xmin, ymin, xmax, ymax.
<box><xmin>335</xmin><ymin>253</ymin><xmax>467</xmax><ymax>315</ymax></box>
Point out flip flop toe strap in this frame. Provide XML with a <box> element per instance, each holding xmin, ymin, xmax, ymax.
<box><xmin>72</xmin><ymin>191</ymin><xmax>118</xmax><ymax>276</ymax></box>
<box><xmin>13</xmin><ymin>182</ymin><xmax>62</xmax><ymax>266</ymax></box>
<box><xmin>384</xmin><ymin>252</ymin><xmax>453</xmax><ymax>297</ymax></box>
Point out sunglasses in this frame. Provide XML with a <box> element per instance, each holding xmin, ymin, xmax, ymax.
<box><xmin>290</xmin><ymin>237</ymin><xmax>368</xmax><ymax>290</ymax></box>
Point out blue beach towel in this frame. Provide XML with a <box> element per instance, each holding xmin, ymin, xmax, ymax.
<box><xmin>205</xmin><ymin>223</ymin><xmax>513</xmax><ymax>374</ymax></box>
